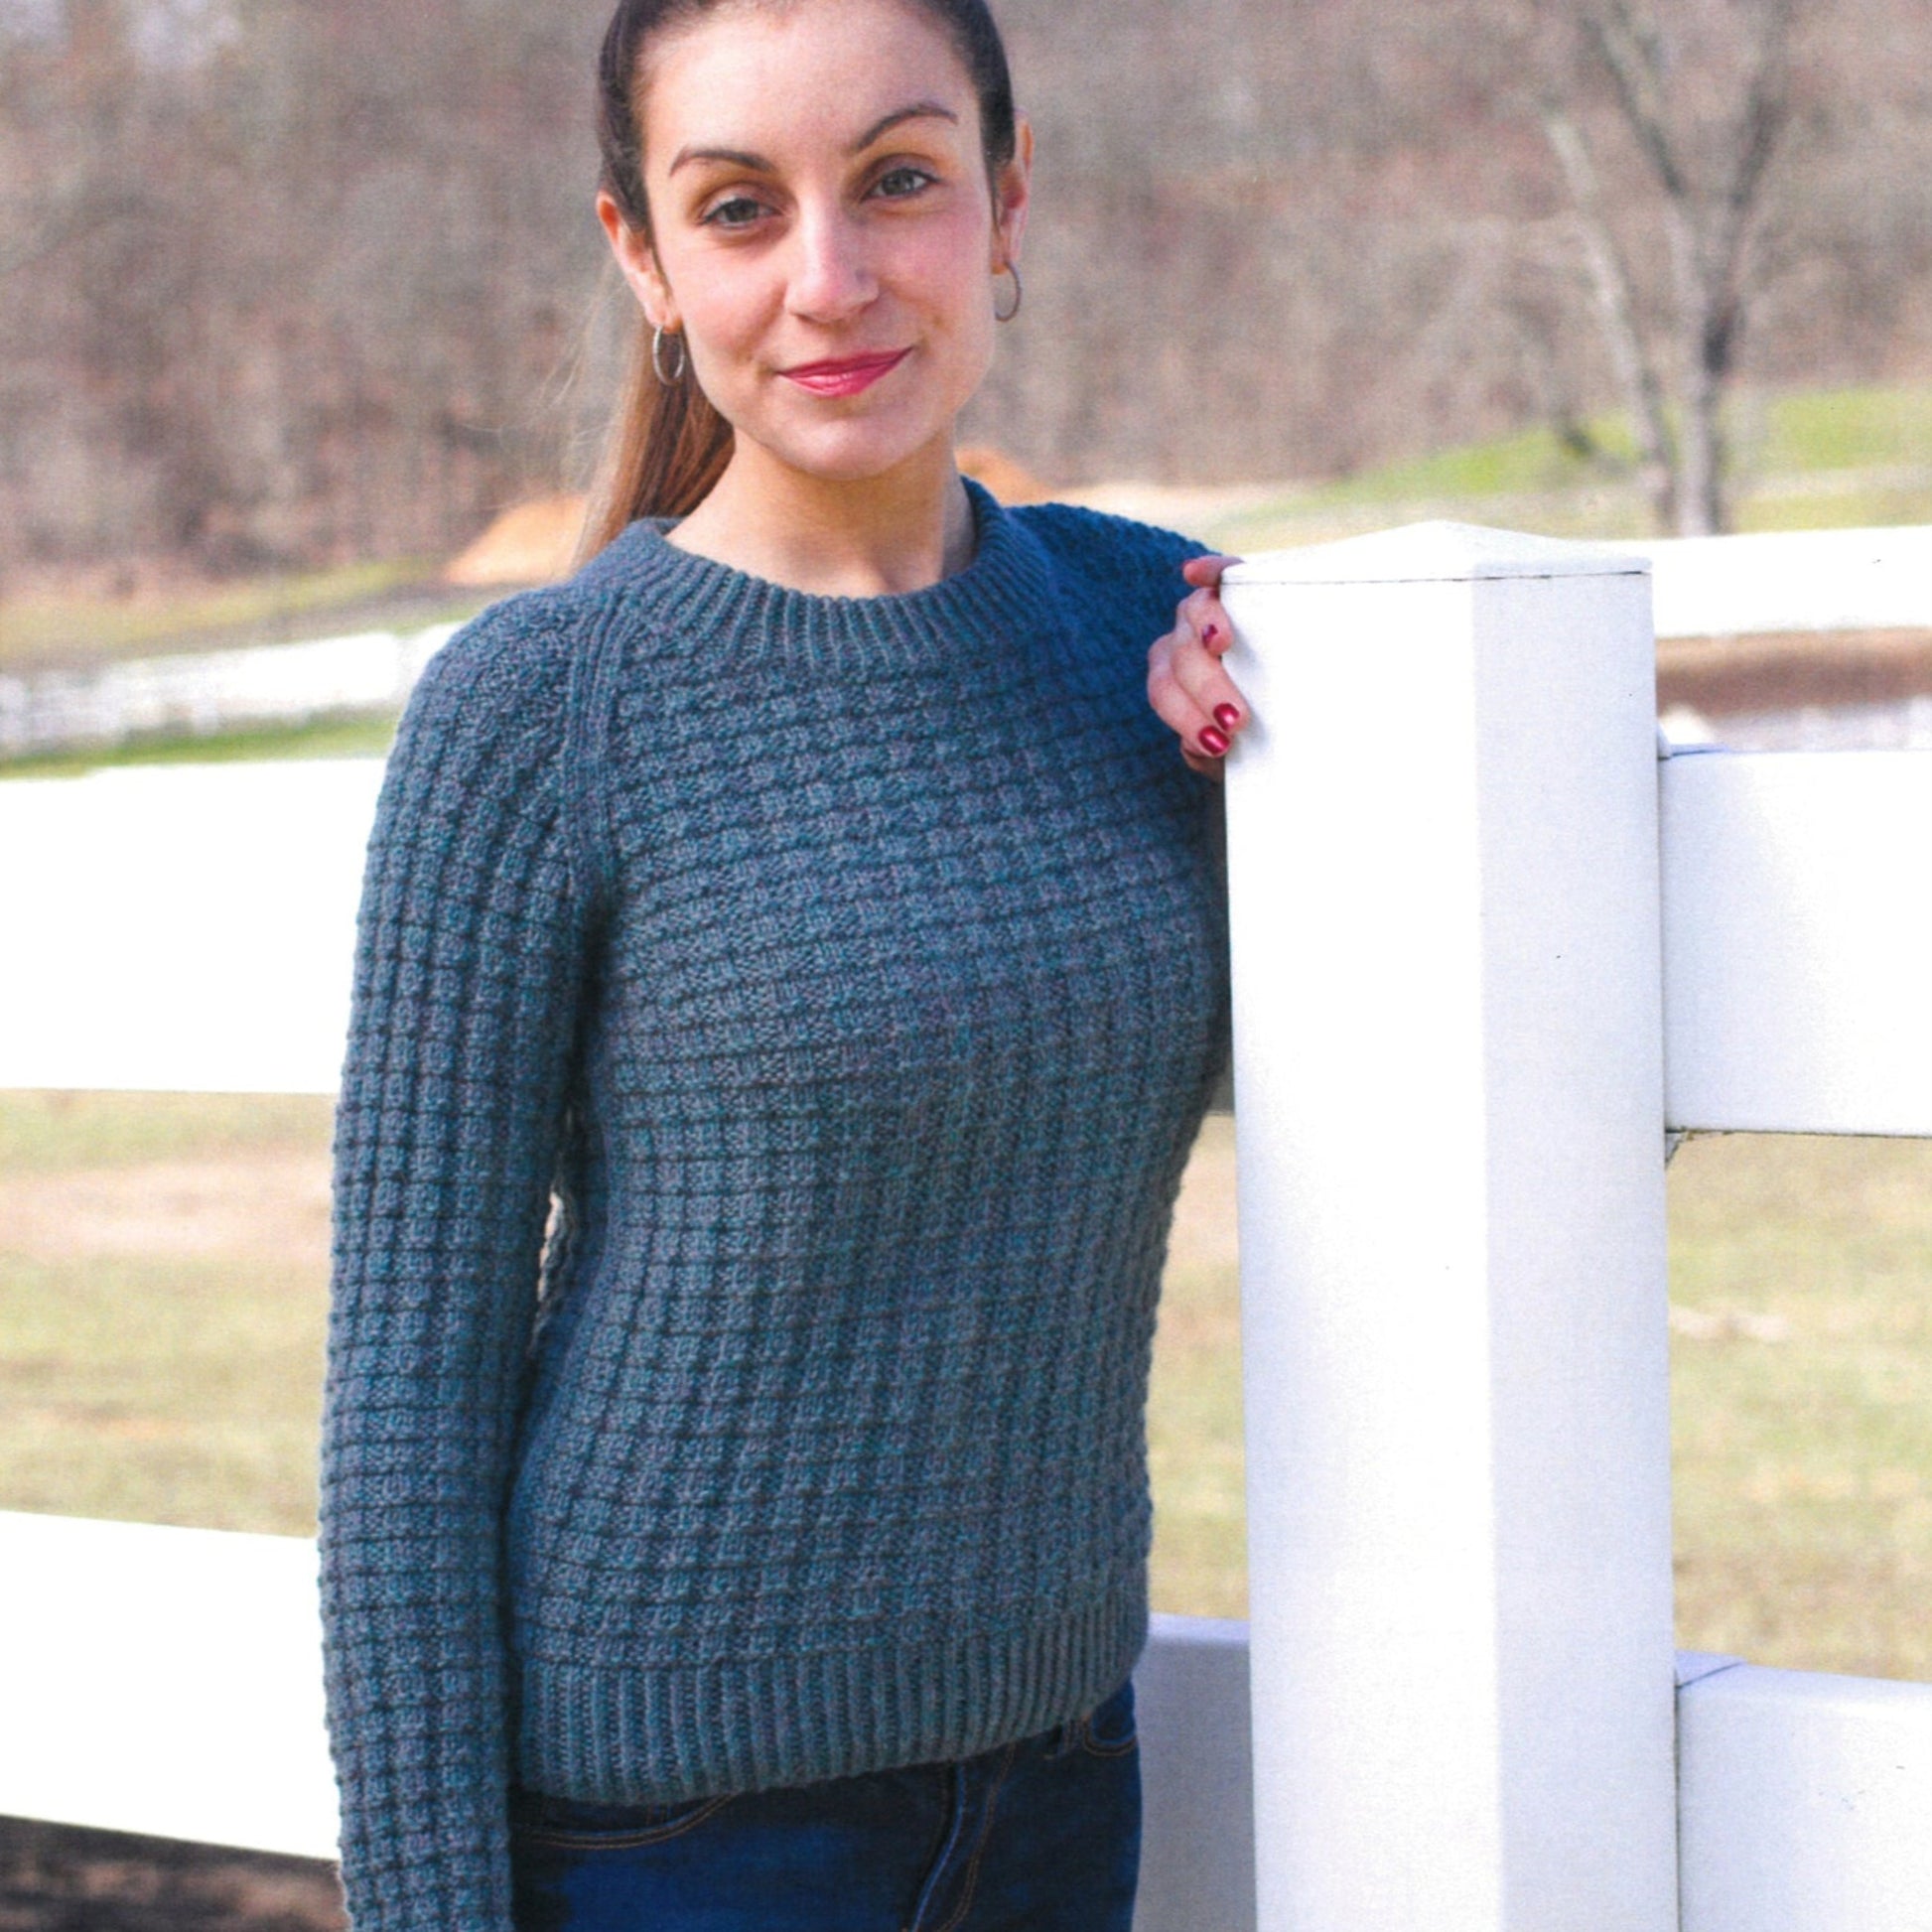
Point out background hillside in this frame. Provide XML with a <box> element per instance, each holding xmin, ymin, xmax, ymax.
<box><xmin>3</xmin><ymin>0</ymin><xmax>1930</xmax><ymax>589</ymax></box>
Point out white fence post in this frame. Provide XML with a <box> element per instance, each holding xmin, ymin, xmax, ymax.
<box><xmin>1219</xmin><ymin>523</ymin><xmax>1679</xmax><ymax>1931</ymax></box>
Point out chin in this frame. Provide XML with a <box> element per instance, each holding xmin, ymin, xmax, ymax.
<box><xmin>760</xmin><ymin>420</ymin><xmax>950</xmax><ymax>487</ymax></box>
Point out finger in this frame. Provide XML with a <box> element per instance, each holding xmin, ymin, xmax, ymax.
<box><xmin>1179</xmin><ymin>586</ymin><xmax>1236</xmax><ymax>658</ymax></box>
<box><xmin>1180</xmin><ymin>552</ymin><xmax>1242</xmax><ymax>591</ymax></box>
<box><xmin>1169</xmin><ymin>607</ymin><xmax>1251</xmax><ymax>737</ymax></box>
<box><xmin>1148</xmin><ymin>635</ymin><xmax>1232</xmax><ymax>765</ymax></box>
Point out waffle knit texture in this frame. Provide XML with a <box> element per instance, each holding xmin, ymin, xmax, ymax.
<box><xmin>319</xmin><ymin>479</ymin><xmax>1232</xmax><ymax>1931</ymax></box>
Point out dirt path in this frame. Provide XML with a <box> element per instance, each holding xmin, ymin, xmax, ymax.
<box><xmin>0</xmin><ymin>1154</ymin><xmax>330</xmax><ymax>1268</ymax></box>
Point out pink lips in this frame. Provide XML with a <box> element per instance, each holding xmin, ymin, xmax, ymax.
<box><xmin>780</xmin><ymin>348</ymin><xmax>910</xmax><ymax>398</ymax></box>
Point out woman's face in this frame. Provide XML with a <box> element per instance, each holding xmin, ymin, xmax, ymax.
<box><xmin>601</xmin><ymin>0</ymin><xmax>1029</xmax><ymax>489</ymax></box>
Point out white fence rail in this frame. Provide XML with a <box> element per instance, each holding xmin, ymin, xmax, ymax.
<box><xmin>0</xmin><ymin>760</ymin><xmax>379</xmax><ymax>1093</ymax></box>
<box><xmin>1661</xmin><ymin>748</ymin><xmax>1932</xmax><ymax>1135</ymax></box>
<box><xmin>1</xmin><ymin>520</ymin><xmax>1929</xmax><ymax>1932</ymax></box>
<box><xmin>5</xmin><ymin>742</ymin><xmax>1928</xmax><ymax>1125</ymax></box>
<box><xmin>0</xmin><ymin>621</ymin><xmax>458</xmax><ymax>759</ymax></box>
<box><xmin>0</xmin><ymin>1511</ymin><xmax>338</xmax><ymax>1859</ymax></box>
<box><xmin>1617</xmin><ymin>524</ymin><xmax>1932</xmax><ymax>637</ymax></box>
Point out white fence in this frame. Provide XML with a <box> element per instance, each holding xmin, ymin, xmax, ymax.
<box><xmin>0</xmin><ymin>621</ymin><xmax>458</xmax><ymax>759</ymax></box>
<box><xmin>1612</xmin><ymin>523</ymin><xmax>1932</xmax><ymax>637</ymax></box>
<box><xmin>0</xmin><ymin>520</ymin><xmax>1929</xmax><ymax>1931</ymax></box>
<box><xmin>1218</xmin><ymin>523</ymin><xmax>1931</xmax><ymax>1932</ymax></box>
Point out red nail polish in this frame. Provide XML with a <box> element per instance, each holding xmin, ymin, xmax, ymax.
<box><xmin>1213</xmin><ymin>703</ymin><xmax>1240</xmax><ymax>732</ymax></box>
<box><xmin>1201</xmin><ymin>623</ymin><xmax>1220</xmax><ymax>644</ymax></box>
<box><xmin>1198</xmin><ymin>725</ymin><xmax>1229</xmax><ymax>757</ymax></box>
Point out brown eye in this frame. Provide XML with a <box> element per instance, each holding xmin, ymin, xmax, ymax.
<box><xmin>872</xmin><ymin>165</ymin><xmax>936</xmax><ymax>201</ymax></box>
<box><xmin>704</xmin><ymin>195</ymin><xmax>767</xmax><ymax>229</ymax></box>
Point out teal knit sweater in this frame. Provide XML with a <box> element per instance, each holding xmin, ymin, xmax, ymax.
<box><xmin>319</xmin><ymin>479</ymin><xmax>1231</xmax><ymax>1930</ymax></box>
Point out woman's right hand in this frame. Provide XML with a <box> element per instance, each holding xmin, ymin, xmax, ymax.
<box><xmin>1147</xmin><ymin>554</ymin><xmax>1249</xmax><ymax>777</ymax></box>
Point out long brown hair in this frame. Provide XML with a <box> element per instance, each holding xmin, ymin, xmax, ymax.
<box><xmin>574</xmin><ymin>0</ymin><xmax>1020</xmax><ymax>567</ymax></box>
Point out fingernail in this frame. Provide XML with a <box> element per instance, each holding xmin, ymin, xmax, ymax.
<box><xmin>1198</xmin><ymin>725</ymin><xmax>1229</xmax><ymax>757</ymax></box>
<box><xmin>1213</xmin><ymin>703</ymin><xmax>1240</xmax><ymax>732</ymax></box>
<box><xmin>1201</xmin><ymin>623</ymin><xmax>1220</xmax><ymax>644</ymax></box>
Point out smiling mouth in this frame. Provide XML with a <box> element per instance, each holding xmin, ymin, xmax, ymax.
<box><xmin>779</xmin><ymin>349</ymin><xmax>911</xmax><ymax>398</ymax></box>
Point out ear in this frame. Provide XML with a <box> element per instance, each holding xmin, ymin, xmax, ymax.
<box><xmin>991</xmin><ymin>116</ymin><xmax>1034</xmax><ymax>270</ymax></box>
<box><xmin>596</xmin><ymin>188</ymin><xmax>679</xmax><ymax>333</ymax></box>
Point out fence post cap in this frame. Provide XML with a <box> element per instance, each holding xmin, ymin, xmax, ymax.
<box><xmin>1221</xmin><ymin>520</ymin><xmax>1651</xmax><ymax>590</ymax></box>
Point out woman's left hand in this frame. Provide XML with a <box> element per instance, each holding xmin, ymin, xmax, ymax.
<box><xmin>1148</xmin><ymin>554</ymin><xmax>1248</xmax><ymax>777</ymax></box>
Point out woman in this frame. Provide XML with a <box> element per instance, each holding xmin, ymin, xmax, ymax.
<box><xmin>319</xmin><ymin>1</ymin><xmax>1249</xmax><ymax>1927</ymax></box>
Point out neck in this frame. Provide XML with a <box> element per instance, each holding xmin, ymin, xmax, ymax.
<box><xmin>665</xmin><ymin>438</ymin><xmax>976</xmax><ymax>597</ymax></box>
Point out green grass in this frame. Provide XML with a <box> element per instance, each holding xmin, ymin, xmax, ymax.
<box><xmin>2</xmin><ymin>1095</ymin><xmax>1928</xmax><ymax>1681</ymax></box>
<box><xmin>1308</xmin><ymin>418</ymin><xmax>1639</xmax><ymax>506</ymax></box>
<box><xmin>0</xmin><ymin>712</ymin><xmax>399</xmax><ymax>782</ymax></box>
<box><xmin>0</xmin><ymin>1092</ymin><xmax>335</xmax><ymax>1534</ymax></box>
<box><xmin>1191</xmin><ymin>380</ymin><xmax>1932</xmax><ymax>553</ymax></box>
<box><xmin>1757</xmin><ymin>385</ymin><xmax>1932</xmax><ymax>475</ymax></box>
<box><xmin>0</xmin><ymin>1249</ymin><xmax>331</xmax><ymax>1532</ymax></box>
<box><xmin>1667</xmin><ymin>1132</ymin><xmax>1932</xmax><ymax>1680</ymax></box>
<box><xmin>0</xmin><ymin>1090</ymin><xmax>333</xmax><ymax>1173</ymax></box>
<box><xmin>0</xmin><ymin>558</ymin><xmax>466</xmax><ymax>669</ymax></box>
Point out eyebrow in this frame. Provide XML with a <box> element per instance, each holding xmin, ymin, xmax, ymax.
<box><xmin>850</xmin><ymin>101</ymin><xmax>958</xmax><ymax>153</ymax></box>
<box><xmin>667</xmin><ymin>100</ymin><xmax>960</xmax><ymax>178</ymax></box>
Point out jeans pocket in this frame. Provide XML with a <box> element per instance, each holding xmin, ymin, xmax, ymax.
<box><xmin>1078</xmin><ymin>1677</ymin><xmax>1138</xmax><ymax>1757</ymax></box>
<box><xmin>509</xmin><ymin>1787</ymin><xmax>737</xmax><ymax>1851</ymax></box>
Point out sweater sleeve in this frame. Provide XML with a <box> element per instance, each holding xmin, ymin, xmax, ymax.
<box><xmin>319</xmin><ymin>600</ymin><xmax>595</xmax><ymax>1932</ymax></box>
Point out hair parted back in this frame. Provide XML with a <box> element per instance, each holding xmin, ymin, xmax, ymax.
<box><xmin>574</xmin><ymin>0</ymin><xmax>1019</xmax><ymax>566</ymax></box>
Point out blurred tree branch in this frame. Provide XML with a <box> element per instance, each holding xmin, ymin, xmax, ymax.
<box><xmin>1535</xmin><ymin>0</ymin><xmax>1802</xmax><ymax>533</ymax></box>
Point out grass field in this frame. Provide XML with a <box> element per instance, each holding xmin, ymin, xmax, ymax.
<box><xmin>0</xmin><ymin>713</ymin><xmax>400</xmax><ymax>782</ymax></box>
<box><xmin>1172</xmin><ymin>380</ymin><xmax>1932</xmax><ymax>555</ymax></box>
<box><xmin>0</xmin><ymin>558</ymin><xmax>483</xmax><ymax>672</ymax></box>
<box><xmin>1666</xmin><ymin>1132</ymin><xmax>1932</xmax><ymax>1679</ymax></box>
<box><xmin>1</xmin><ymin>1094</ymin><xmax>1926</xmax><ymax>1679</ymax></box>
<box><xmin>0</xmin><ymin>1093</ymin><xmax>333</xmax><ymax>1532</ymax></box>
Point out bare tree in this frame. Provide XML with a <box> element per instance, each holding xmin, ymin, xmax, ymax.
<box><xmin>2</xmin><ymin>0</ymin><xmax>1928</xmax><ymax>580</ymax></box>
<box><xmin>1535</xmin><ymin>0</ymin><xmax>1802</xmax><ymax>533</ymax></box>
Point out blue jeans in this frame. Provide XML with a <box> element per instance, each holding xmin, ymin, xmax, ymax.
<box><xmin>508</xmin><ymin>1676</ymin><xmax>1141</xmax><ymax>1931</ymax></box>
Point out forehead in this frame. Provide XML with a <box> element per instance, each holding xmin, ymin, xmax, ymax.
<box><xmin>638</xmin><ymin>0</ymin><xmax>977</xmax><ymax>166</ymax></box>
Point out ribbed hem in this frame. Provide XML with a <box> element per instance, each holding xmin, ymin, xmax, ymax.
<box><xmin>567</xmin><ymin>478</ymin><xmax>1057</xmax><ymax>674</ymax></box>
<box><xmin>512</xmin><ymin>1574</ymin><xmax>1148</xmax><ymax>1805</ymax></box>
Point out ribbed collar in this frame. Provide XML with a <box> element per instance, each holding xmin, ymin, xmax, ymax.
<box><xmin>575</xmin><ymin>477</ymin><xmax>1053</xmax><ymax>671</ymax></box>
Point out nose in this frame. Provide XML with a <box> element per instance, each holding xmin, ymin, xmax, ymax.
<box><xmin>784</xmin><ymin>203</ymin><xmax>877</xmax><ymax>326</ymax></box>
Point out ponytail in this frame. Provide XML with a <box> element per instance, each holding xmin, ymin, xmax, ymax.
<box><xmin>574</xmin><ymin>315</ymin><xmax>734</xmax><ymax>567</ymax></box>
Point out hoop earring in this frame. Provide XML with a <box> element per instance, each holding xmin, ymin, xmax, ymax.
<box><xmin>651</xmin><ymin>325</ymin><xmax>686</xmax><ymax>386</ymax></box>
<box><xmin>993</xmin><ymin>261</ymin><xmax>1023</xmax><ymax>324</ymax></box>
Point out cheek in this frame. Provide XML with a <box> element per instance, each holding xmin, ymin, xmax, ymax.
<box><xmin>894</xmin><ymin>218</ymin><xmax>1000</xmax><ymax>361</ymax></box>
<box><xmin>651</xmin><ymin>237</ymin><xmax>772</xmax><ymax>361</ymax></box>
<box><xmin>677</xmin><ymin>278</ymin><xmax>769</xmax><ymax>362</ymax></box>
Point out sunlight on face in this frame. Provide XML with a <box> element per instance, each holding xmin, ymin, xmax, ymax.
<box><xmin>620</xmin><ymin>0</ymin><xmax>1026</xmax><ymax>490</ymax></box>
